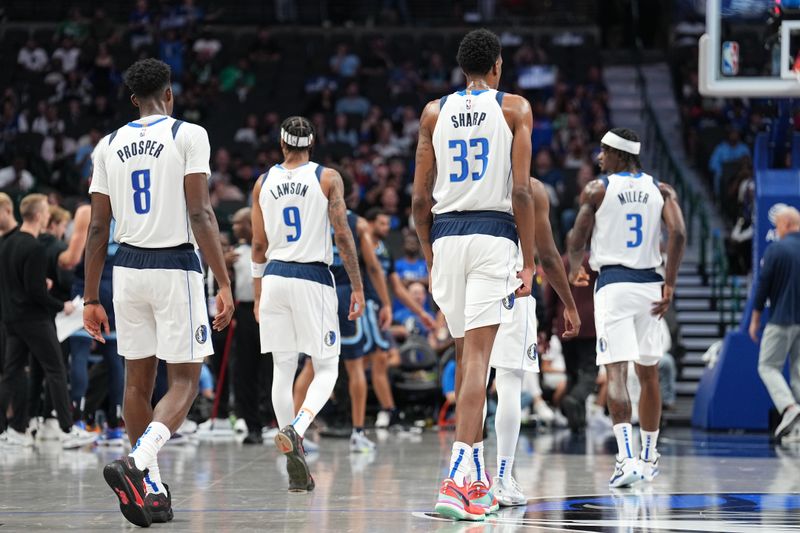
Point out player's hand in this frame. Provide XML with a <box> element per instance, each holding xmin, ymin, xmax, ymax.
<box><xmin>420</xmin><ymin>311</ymin><xmax>437</xmax><ymax>331</ymax></box>
<box><xmin>515</xmin><ymin>266</ymin><xmax>534</xmax><ymax>297</ymax></box>
<box><xmin>253</xmin><ymin>299</ymin><xmax>260</xmax><ymax>324</ymax></box>
<box><xmin>748</xmin><ymin>316</ymin><xmax>761</xmax><ymax>343</ymax></box>
<box><xmin>651</xmin><ymin>284</ymin><xmax>674</xmax><ymax>319</ymax></box>
<box><xmin>562</xmin><ymin>306</ymin><xmax>581</xmax><ymax>339</ymax></box>
<box><xmin>214</xmin><ymin>285</ymin><xmax>235</xmax><ymax>331</ymax></box>
<box><xmin>224</xmin><ymin>250</ymin><xmax>239</xmax><ymax>268</ymax></box>
<box><xmin>46</xmin><ymin>278</ymin><xmax>54</xmax><ymax>290</ymax></box>
<box><xmin>83</xmin><ymin>304</ymin><xmax>110</xmax><ymax>344</ymax></box>
<box><xmin>349</xmin><ymin>289</ymin><xmax>365</xmax><ymax>320</ymax></box>
<box><xmin>379</xmin><ymin>304</ymin><xmax>393</xmax><ymax>330</ymax></box>
<box><xmin>63</xmin><ymin>300</ymin><xmax>76</xmax><ymax>316</ymax></box>
<box><xmin>569</xmin><ymin>266</ymin><xmax>590</xmax><ymax>287</ymax></box>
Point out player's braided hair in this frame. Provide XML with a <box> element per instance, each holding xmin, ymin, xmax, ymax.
<box><xmin>280</xmin><ymin>116</ymin><xmax>315</xmax><ymax>154</ymax></box>
<box><xmin>607</xmin><ymin>127</ymin><xmax>642</xmax><ymax>171</ymax></box>
<box><xmin>123</xmin><ymin>58</ymin><xmax>171</xmax><ymax>100</ymax></box>
<box><xmin>457</xmin><ymin>29</ymin><xmax>501</xmax><ymax>76</ymax></box>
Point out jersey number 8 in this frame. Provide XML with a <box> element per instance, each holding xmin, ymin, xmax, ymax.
<box><xmin>131</xmin><ymin>169</ymin><xmax>151</xmax><ymax>214</ymax></box>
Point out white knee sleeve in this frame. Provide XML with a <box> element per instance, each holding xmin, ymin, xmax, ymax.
<box><xmin>495</xmin><ymin>368</ymin><xmax>524</xmax><ymax>459</ymax></box>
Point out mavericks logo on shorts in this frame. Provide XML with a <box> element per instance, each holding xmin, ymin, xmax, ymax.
<box><xmin>502</xmin><ymin>293</ymin><xmax>515</xmax><ymax>310</ymax></box>
<box><xmin>527</xmin><ymin>343</ymin><xmax>537</xmax><ymax>362</ymax></box>
<box><xmin>195</xmin><ymin>325</ymin><xmax>208</xmax><ymax>344</ymax></box>
<box><xmin>324</xmin><ymin>330</ymin><xmax>337</xmax><ymax>346</ymax></box>
<box><xmin>598</xmin><ymin>337</ymin><xmax>608</xmax><ymax>352</ymax></box>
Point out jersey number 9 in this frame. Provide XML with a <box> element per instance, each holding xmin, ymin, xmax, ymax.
<box><xmin>283</xmin><ymin>206</ymin><xmax>302</xmax><ymax>242</ymax></box>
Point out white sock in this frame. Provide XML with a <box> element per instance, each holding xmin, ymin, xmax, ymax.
<box><xmin>293</xmin><ymin>356</ymin><xmax>338</xmax><ymax>437</ymax></box>
<box><xmin>472</xmin><ymin>441</ymin><xmax>489</xmax><ymax>485</ymax></box>
<box><xmin>497</xmin><ymin>456</ymin><xmax>514</xmax><ymax>480</ymax></box>
<box><xmin>130</xmin><ymin>422</ymin><xmax>170</xmax><ymax>471</ymax></box>
<box><xmin>144</xmin><ymin>459</ymin><xmax>167</xmax><ymax>494</ymax></box>
<box><xmin>448</xmin><ymin>441</ymin><xmax>472</xmax><ymax>485</ymax></box>
<box><xmin>613</xmin><ymin>423</ymin><xmax>635</xmax><ymax>459</ymax></box>
<box><xmin>271</xmin><ymin>352</ymin><xmax>299</xmax><ymax>429</ymax></box>
<box><xmin>640</xmin><ymin>429</ymin><xmax>659</xmax><ymax>461</ymax></box>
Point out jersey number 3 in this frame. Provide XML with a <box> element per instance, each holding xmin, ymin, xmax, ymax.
<box><xmin>626</xmin><ymin>213</ymin><xmax>643</xmax><ymax>248</ymax></box>
<box><xmin>131</xmin><ymin>169</ymin><xmax>151</xmax><ymax>214</ymax></box>
<box><xmin>448</xmin><ymin>138</ymin><xmax>489</xmax><ymax>182</ymax></box>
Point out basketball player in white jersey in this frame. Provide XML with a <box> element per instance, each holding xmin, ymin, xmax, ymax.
<box><xmin>83</xmin><ymin>59</ymin><xmax>234</xmax><ymax>527</ymax></box>
<box><xmin>412</xmin><ymin>29</ymin><xmax>536</xmax><ymax>521</ymax></box>
<box><xmin>567</xmin><ymin>128</ymin><xmax>686</xmax><ymax>488</ymax></box>
<box><xmin>488</xmin><ymin>177</ymin><xmax>580</xmax><ymax>506</ymax></box>
<box><xmin>251</xmin><ymin>116</ymin><xmax>364</xmax><ymax>492</ymax></box>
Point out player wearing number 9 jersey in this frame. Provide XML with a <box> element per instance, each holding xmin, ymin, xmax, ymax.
<box><xmin>83</xmin><ymin>59</ymin><xmax>234</xmax><ymax>528</ymax></box>
<box><xmin>413</xmin><ymin>29</ymin><xmax>537</xmax><ymax>521</ymax></box>
<box><xmin>250</xmin><ymin>115</ymin><xmax>364</xmax><ymax>493</ymax></box>
<box><xmin>567</xmin><ymin>127</ymin><xmax>686</xmax><ymax>490</ymax></box>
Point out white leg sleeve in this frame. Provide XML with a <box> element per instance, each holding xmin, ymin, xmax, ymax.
<box><xmin>271</xmin><ymin>351</ymin><xmax>299</xmax><ymax>429</ymax></box>
<box><xmin>495</xmin><ymin>368</ymin><xmax>524</xmax><ymax>459</ymax></box>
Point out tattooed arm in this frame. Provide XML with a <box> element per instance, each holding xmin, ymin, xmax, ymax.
<box><xmin>323</xmin><ymin>168</ymin><xmax>364</xmax><ymax>320</ymax></box>
<box><xmin>412</xmin><ymin>99</ymin><xmax>439</xmax><ymax>272</ymax></box>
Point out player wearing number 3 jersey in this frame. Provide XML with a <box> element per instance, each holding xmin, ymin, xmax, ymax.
<box><xmin>83</xmin><ymin>59</ymin><xmax>234</xmax><ymax>527</ymax></box>
<box><xmin>413</xmin><ymin>29</ymin><xmax>536</xmax><ymax>521</ymax></box>
<box><xmin>251</xmin><ymin>116</ymin><xmax>364</xmax><ymax>493</ymax></box>
<box><xmin>567</xmin><ymin>127</ymin><xmax>686</xmax><ymax>490</ymax></box>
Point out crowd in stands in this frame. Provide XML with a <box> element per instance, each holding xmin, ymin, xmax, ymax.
<box><xmin>0</xmin><ymin>3</ymin><xmax>686</xmax><ymax>446</ymax></box>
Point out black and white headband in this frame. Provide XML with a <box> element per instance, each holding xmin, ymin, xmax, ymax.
<box><xmin>281</xmin><ymin>128</ymin><xmax>313</xmax><ymax>147</ymax></box>
<box><xmin>601</xmin><ymin>131</ymin><xmax>640</xmax><ymax>155</ymax></box>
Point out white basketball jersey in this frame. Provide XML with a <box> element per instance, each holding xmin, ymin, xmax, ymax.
<box><xmin>589</xmin><ymin>172</ymin><xmax>664</xmax><ymax>271</ymax></box>
<box><xmin>257</xmin><ymin>162</ymin><xmax>333</xmax><ymax>265</ymax></box>
<box><xmin>431</xmin><ymin>89</ymin><xmax>513</xmax><ymax>215</ymax></box>
<box><xmin>89</xmin><ymin>115</ymin><xmax>211</xmax><ymax>248</ymax></box>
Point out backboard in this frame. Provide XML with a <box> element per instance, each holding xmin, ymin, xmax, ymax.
<box><xmin>699</xmin><ymin>0</ymin><xmax>800</xmax><ymax>96</ymax></box>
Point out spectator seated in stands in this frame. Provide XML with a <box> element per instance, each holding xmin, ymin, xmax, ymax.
<box><xmin>394</xmin><ymin>231</ymin><xmax>428</xmax><ymax>288</ymax></box>
<box><xmin>390</xmin><ymin>281</ymin><xmax>434</xmax><ymax>342</ymax></box>
<box><xmin>18</xmin><ymin>39</ymin><xmax>49</xmax><ymax>74</ymax></box>
<box><xmin>708</xmin><ymin>127</ymin><xmax>750</xmax><ymax>199</ymax></box>
<box><xmin>0</xmin><ymin>156</ymin><xmax>36</xmax><ymax>194</ymax></box>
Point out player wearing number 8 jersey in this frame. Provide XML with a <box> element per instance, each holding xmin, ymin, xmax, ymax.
<box><xmin>251</xmin><ymin>116</ymin><xmax>364</xmax><ymax>493</ymax></box>
<box><xmin>567</xmin><ymin>127</ymin><xmax>686</xmax><ymax>489</ymax></box>
<box><xmin>83</xmin><ymin>59</ymin><xmax>234</xmax><ymax>527</ymax></box>
<box><xmin>413</xmin><ymin>29</ymin><xmax>536</xmax><ymax>521</ymax></box>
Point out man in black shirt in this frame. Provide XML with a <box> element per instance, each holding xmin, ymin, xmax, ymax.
<box><xmin>0</xmin><ymin>193</ymin><xmax>95</xmax><ymax>448</ymax></box>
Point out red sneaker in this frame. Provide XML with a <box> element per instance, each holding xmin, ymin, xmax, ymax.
<box><xmin>434</xmin><ymin>478</ymin><xmax>486</xmax><ymax>521</ymax></box>
<box><xmin>468</xmin><ymin>479</ymin><xmax>499</xmax><ymax>514</ymax></box>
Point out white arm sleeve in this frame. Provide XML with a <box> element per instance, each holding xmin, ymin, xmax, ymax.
<box><xmin>182</xmin><ymin>123</ymin><xmax>212</xmax><ymax>178</ymax></box>
<box><xmin>88</xmin><ymin>140</ymin><xmax>109</xmax><ymax>195</ymax></box>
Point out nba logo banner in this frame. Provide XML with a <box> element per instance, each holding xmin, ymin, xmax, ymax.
<box><xmin>721</xmin><ymin>41</ymin><xmax>739</xmax><ymax>76</ymax></box>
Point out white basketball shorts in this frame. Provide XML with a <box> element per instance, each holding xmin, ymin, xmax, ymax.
<box><xmin>490</xmin><ymin>295</ymin><xmax>539</xmax><ymax>373</ymax></box>
<box><xmin>430</xmin><ymin>211</ymin><xmax>520</xmax><ymax>338</ymax></box>
<box><xmin>112</xmin><ymin>244</ymin><xmax>212</xmax><ymax>363</ymax></box>
<box><xmin>258</xmin><ymin>261</ymin><xmax>340</xmax><ymax>360</ymax></box>
<box><xmin>594</xmin><ymin>273</ymin><xmax>664</xmax><ymax>366</ymax></box>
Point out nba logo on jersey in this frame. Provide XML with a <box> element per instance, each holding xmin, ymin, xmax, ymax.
<box><xmin>324</xmin><ymin>331</ymin><xmax>337</xmax><ymax>346</ymax></box>
<box><xmin>502</xmin><ymin>293</ymin><xmax>515</xmax><ymax>310</ymax></box>
<box><xmin>598</xmin><ymin>337</ymin><xmax>608</xmax><ymax>352</ymax></box>
<box><xmin>195</xmin><ymin>325</ymin><xmax>208</xmax><ymax>344</ymax></box>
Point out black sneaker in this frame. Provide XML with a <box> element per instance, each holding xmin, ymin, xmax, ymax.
<box><xmin>274</xmin><ymin>425</ymin><xmax>315</xmax><ymax>492</ymax></box>
<box><xmin>561</xmin><ymin>395</ymin><xmax>586</xmax><ymax>432</ymax></box>
<box><xmin>103</xmin><ymin>457</ymin><xmax>152</xmax><ymax>528</ymax></box>
<box><xmin>243</xmin><ymin>430</ymin><xmax>263</xmax><ymax>444</ymax></box>
<box><xmin>146</xmin><ymin>483</ymin><xmax>173</xmax><ymax>523</ymax></box>
<box><xmin>388</xmin><ymin>410</ymin><xmax>422</xmax><ymax>434</ymax></box>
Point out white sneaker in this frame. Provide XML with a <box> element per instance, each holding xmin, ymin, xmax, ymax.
<box><xmin>5</xmin><ymin>427</ymin><xmax>34</xmax><ymax>447</ymax></box>
<box><xmin>303</xmin><ymin>438</ymin><xmax>320</xmax><ymax>454</ymax></box>
<box><xmin>199</xmin><ymin>418</ymin><xmax>233</xmax><ymax>433</ymax></box>
<box><xmin>262</xmin><ymin>426</ymin><xmax>279</xmax><ymax>440</ymax></box>
<box><xmin>534</xmin><ymin>400</ymin><xmax>555</xmax><ymax>424</ymax></box>
<box><xmin>179</xmin><ymin>419</ymin><xmax>198</xmax><ymax>435</ymax></box>
<box><xmin>639</xmin><ymin>452</ymin><xmax>660</xmax><ymax>482</ymax></box>
<box><xmin>375</xmin><ymin>410</ymin><xmax>391</xmax><ymax>429</ymax></box>
<box><xmin>37</xmin><ymin>418</ymin><xmax>63</xmax><ymax>441</ymax></box>
<box><xmin>609</xmin><ymin>456</ymin><xmax>643</xmax><ymax>488</ymax></box>
<box><xmin>61</xmin><ymin>425</ymin><xmax>97</xmax><ymax>449</ymax></box>
<box><xmin>776</xmin><ymin>404</ymin><xmax>800</xmax><ymax>439</ymax></box>
<box><xmin>233</xmin><ymin>418</ymin><xmax>248</xmax><ymax>435</ymax></box>
<box><xmin>552</xmin><ymin>411</ymin><xmax>569</xmax><ymax>428</ymax></box>
<box><xmin>349</xmin><ymin>431</ymin><xmax>376</xmax><ymax>453</ymax></box>
<box><xmin>493</xmin><ymin>475</ymin><xmax>527</xmax><ymax>506</ymax></box>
